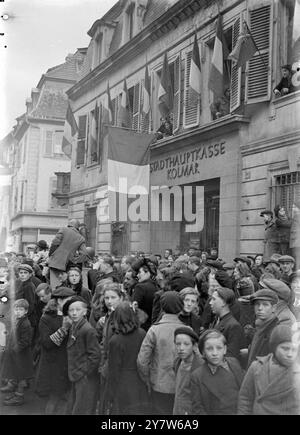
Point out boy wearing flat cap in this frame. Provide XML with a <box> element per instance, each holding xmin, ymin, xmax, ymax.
<box><xmin>238</xmin><ymin>325</ymin><xmax>300</xmax><ymax>415</ymax></box>
<box><xmin>246</xmin><ymin>289</ymin><xmax>279</xmax><ymax>368</ymax></box>
<box><xmin>173</xmin><ymin>326</ymin><xmax>203</xmax><ymax>415</ymax></box>
<box><xmin>15</xmin><ymin>264</ymin><xmax>37</xmax><ymax>331</ymax></box>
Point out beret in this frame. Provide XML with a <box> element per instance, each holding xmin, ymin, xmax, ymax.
<box><xmin>17</xmin><ymin>264</ymin><xmax>33</xmax><ymax>273</ymax></box>
<box><xmin>234</xmin><ymin>256</ymin><xmax>252</xmax><ymax>267</ymax></box>
<box><xmin>52</xmin><ymin>286</ymin><xmax>76</xmax><ymax>298</ymax></box>
<box><xmin>62</xmin><ymin>296</ymin><xmax>87</xmax><ymax>316</ymax></box>
<box><xmin>250</xmin><ymin>289</ymin><xmax>278</xmax><ymax>305</ymax></box>
<box><xmin>174</xmin><ymin>326</ymin><xmax>199</xmax><ymax>342</ymax></box>
<box><xmin>37</xmin><ymin>240</ymin><xmax>48</xmax><ymax>249</ymax></box>
<box><xmin>270</xmin><ymin>325</ymin><xmax>293</xmax><ymax>354</ymax></box>
<box><xmin>215</xmin><ymin>287</ymin><xmax>235</xmax><ymax>305</ymax></box>
<box><xmin>278</xmin><ymin>255</ymin><xmax>295</xmax><ymax>264</ymax></box>
<box><xmin>259</xmin><ymin>278</ymin><xmax>290</xmax><ymax>302</ymax></box>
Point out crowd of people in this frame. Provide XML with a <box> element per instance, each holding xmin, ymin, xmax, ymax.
<box><xmin>0</xmin><ymin>219</ymin><xmax>300</xmax><ymax>415</ymax></box>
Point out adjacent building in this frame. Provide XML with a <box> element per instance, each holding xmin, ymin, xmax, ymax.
<box><xmin>65</xmin><ymin>0</ymin><xmax>299</xmax><ymax>260</ymax></box>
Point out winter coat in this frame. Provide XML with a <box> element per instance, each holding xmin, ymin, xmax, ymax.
<box><xmin>214</xmin><ymin>312</ymin><xmax>246</xmax><ymax>361</ymax></box>
<box><xmin>275</xmin><ymin>216</ymin><xmax>292</xmax><ymax>243</ymax></box>
<box><xmin>35</xmin><ymin>310</ymin><xmax>70</xmax><ymax>396</ymax></box>
<box><xmin>238</xmin><ymin>354</ymin><xmax>300</xmax><ymax>415</ymax></box>
<box><xmin>106</xmin><ymin>328</ymin><xmax>149</xmax><ymax>415</ymax></box>
<box><xmin>137</xmin><ymin>313</ymin><xmax>185</xmax><ymax>394</ymax></box>
<box><xmin>275</xmin><ymin>301</ymin><xmax>297</xmax><ymax>326</ymax></box>
<box><xmin>178</xmin><ymin>311</ymin><xmax>202</xmax><ymax>335</ymax></box>
<box><xmin>264</xmin><ymin>220</ymin><xmax>279</xmax><ymax>243</ymax></box>
<box><xmin>191</xmin><ymin>357</ymin><xmax>244</xmax><ymax>415</ymax></box>
<box><xmin>15</xmin><ymin>278</ymin><xmax>38</xmax><ymax>328</ymax></box>
<box><xmin>67</xmin><ymin>317</ymin><xmax>100</xmax><ymax>383</ymax></box>
<box><xmin>132</xmin><ymin>279</ymin><xmax>158</xmax><ymax>331</ymax></box>
<box><xmin>247</xmin><ymin>316</ymin><xmax>279</xmax><ymax>368</ymax></box>
<box><xmin>173</xmin><ymin>352</ymin><xmax>203</xmax><ymax>415</ymax></box>
<box><xmin>48</xmin><ymin>226</ymin><xmax>86</xmax><ymax>271</ymax></box>
<box><xmin>1</xmin><ymin>315</ymin><xmax>34</xmax><ymax>381</ymax></box>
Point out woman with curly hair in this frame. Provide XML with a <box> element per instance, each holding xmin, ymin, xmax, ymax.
<box><xmin>106</xmin><ymin>302</ymin><xmax>149</xmax><ymax>414</ymax></box>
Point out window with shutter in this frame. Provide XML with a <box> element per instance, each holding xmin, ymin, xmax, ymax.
<box><xmin>76</xmin><ymin>115</ymin><xmax>87</xmax><ymax>166</ymax></box>
<box><xmin>245</xmin><ymin>3</ymin><xmax>273</xmax><ymax>103</ymax></box>
<box><xmin>184</xmin><ymin>51</ymin><xmax>200</xmax><ymax>128</ymax></box>
<box><xmin>230</xmin><ymin>17</ymin><xmax>242</xmax><ymax>112</ymax></box>
<box><xmin>45</xmin><ymin>131</ymin><xmax>53</xmax><ymax>156</ymax></box>
<box><xmin>132</xmin><ymin>82</ymin><xmax>140</xmax><ymax>131</ymax></box>
<box><xmin>49</xmin><ymin>177</ymin><xmax>58</xmax><ymax>209</ymax></box>
<box><xmin>173</xmin><ymin>54</ymin><xmax>181</xmax><ymax>133</ymax></box>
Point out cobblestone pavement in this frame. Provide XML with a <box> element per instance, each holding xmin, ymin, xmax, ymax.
<box><xmin>0</xmin><ymin>383</ymin><xmax>47</xmax><ymax>415</ymax></box>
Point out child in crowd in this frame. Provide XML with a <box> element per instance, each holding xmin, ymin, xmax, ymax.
<box><xmin>178</xmin><ymin>288</ymin><xmax>202</xmax><ymax>335</ymax></box>
<box><xmin>1</xmin><ymin>299</ymin><xmax>34</xmax><ymax>406</ymax></box>
<box><xmin>238</xmin><ymin>325</ymin><xmax>300</xmax><ymax>415</ymax></box>
<box><xmin>15</xmin><ymin>264</ymin><xmax>38</xmax><ymax>330</ymax></box>
<box><xmin>63</xmin><ymin>296</ymin><xmax>100</xmax><ymax>415</ymax></box>
<box><xmin>173</xmin><ymin>326</ymin><xmax>203</xmax><ymax>415</ymax></box>
<box><xmin>191</xmin><ymin>329</ymin><xmax>244</xmax><ymax>415</ymax></box>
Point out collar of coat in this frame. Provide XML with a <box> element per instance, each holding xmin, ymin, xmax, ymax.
<box><xmin>155</xmin><ymin>313</ymin><xmax>184</xmax><ymax>325</ymax></box>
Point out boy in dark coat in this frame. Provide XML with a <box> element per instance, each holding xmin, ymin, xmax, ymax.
<box><xmin>63</xmin><ymin>296</ymin><xmax>100</xmax><ymax>415</ymax></box>
<box><xmin>1</xmin><ymin>299</ymin><xmax>34</xmax><ymax>406</ymax></box>
<box><xmin>15</xmin><ymin>264</ymin><xmax>38</xmax><ymax>331</ymax></box>
<box><xmin>191</xmin><ymin>329</ymin><xmax>244</xmax><ymax>414</ymax></box>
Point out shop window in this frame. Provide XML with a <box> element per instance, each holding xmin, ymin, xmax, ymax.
<box><xmin>272</xmin><ymin>171</ymin><xmax>300</xmax><ymax>215</ymax></box>
<box><xmin>76</xmin><ymin>115</ymin><xmax>87</xmax><ymax>166</ymax></box>
<box><xmin>245</xmin><ymin>3</ymin><xmax>273</xmax><ymax>103</ymax></box>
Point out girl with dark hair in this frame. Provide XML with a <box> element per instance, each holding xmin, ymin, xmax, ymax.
<box><xmin>252</xmin><ymin>254</ymin><xmax>264</xmax><ymax>280</ymax></box>
<box><xmin>105</xmin><ymin>302</ymin><xmax>149</xmax><ymax>414</ymax></box>
<box><xmin>67</xmin><ymin>267</ymin><xmax>92</xmax><ymax>313</ymax></box>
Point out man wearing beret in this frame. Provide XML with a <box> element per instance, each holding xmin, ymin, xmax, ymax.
<box><xmin>209</xmin><ymin>287</ymin><xmax>246</xmax><ymax>361</ymax></box>
<box><xmin>278</xmin><ymin>255</ymin><xmax>295</xmax><ymax>286</ymax></box>
<box><xmin>260</xmin><ymin>210</ymin><xmax>280</xmax><ymax>258</ymax></box>
<box><xmin>48</xmin><ymin>219</ymin><xmax>88</xmax><ymax>291</ymax></box>
<box><xmin>247</xmin><ymin>289</ymin><xmax>280</xmax><ymax>368</ymax></box>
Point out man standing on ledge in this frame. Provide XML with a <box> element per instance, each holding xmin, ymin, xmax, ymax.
<box><xmin>48</xmin><ymin>219</ymin><xmax>87</xmax><ymax>290</ymax></box>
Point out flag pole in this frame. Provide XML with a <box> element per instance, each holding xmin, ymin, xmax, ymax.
<box><xmin>243</xmin><ymin>20</ymin><xmax>268</xmax><ymax>71</ymax></box>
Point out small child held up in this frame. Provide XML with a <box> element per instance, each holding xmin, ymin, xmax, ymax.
<box><xmin>63</xmin><ymin>296</ymin><xmax>100</xmax><ymax>415</ymax></box>
<box><xmin>191</xmin><ymin>329</ymin><xmax>244</xmax><ymax>415</ymax></box>
<box><xmin>173</xmin><ymin>326</ymin><xmax>203</xmax><ymax>415</ymax></box>
<box><xmin>1</xmin><ymin>299</ymin><xmax>34</xmax><ymax>406</ymax></box>
<box><xmin>238</xmin><ymin>325</ymin><xmax>300</xmax><ymax>415</ymax></box>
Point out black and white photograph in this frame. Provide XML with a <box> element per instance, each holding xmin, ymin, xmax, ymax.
<box><xmin>0</xmin><ymin>0</ymin><xmax>300</xmax><ymax>418</ymax></box>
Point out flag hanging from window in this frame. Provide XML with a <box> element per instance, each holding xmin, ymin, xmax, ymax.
<box><xmin>189</xmin><ymin>33</ymin><xmax>201</xmax><ymax>95</ymax></box>
<box><xmin>158</xmin><ymin>53</ymin><xmax>173</xmax><ymax>117</ymax></box>
<box><xmin>89</xmin><ymin>101</ymin><xmax>99</xmax><ymax>162</ymax></box>
<box><xmin>107</xmin><ymin>126</ymin><xmax>156</xmax><ymax>221</ymax></box>
<box><xmin>62</xmin><ymin>103</ymin><xmax>78</xmax><ymax>158</ymax></box>
<box><xmin>208</xmin><ymin>15</ymin><xmax>229</xmax><ymax>98</ymax></box>
<box><xmin>103</xmin><ymin>82</ymin><xmax>114</xmax><ymax>125</ymax></box>
<box><xmin>228</xmin><ymin>22</ymin><xmax>257</xmax><ymax>69</ymax></box>
<box><xmin>142</xmin><ymin>66</ymin><xmax>151</xmax><ymax>116</ymax></box>
<box><xmin>118</xmin><ymin>79</ymin><xmax>132</xmax><ymax>128</ymax></box>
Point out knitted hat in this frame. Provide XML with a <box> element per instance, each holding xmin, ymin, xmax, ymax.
<box><xmin>260</xmin><ymin>278</ymin><xmax>290</xmax><ymax>302</ymax></box>
<box><xmin>62</xmin><ymin>296</ymin><xmax>87</xmax><ymax>316</ymax></box>
<box><xmin>52</xmin><ymin>286</ymin><xmax>76</xmax><ymax>299</ymax></box>
<box><xmin>269</xmin><ymin>325</ymin><xmax>293</xmax><ymax>353</ymax></box>
<box><xmin>215</xmin><ymin>287</ymin><xmax>235</xmax><ymax>306</ymax></box>
<box><xmin>160</xmin><ymin>291</ymin><xmax>183</xmax><ymax>314</ymax></box>
<box><xmin>215</xmin><ymin>270</ymin><xmax>233</xmax><ymax>289</ymax></box>
<box><xmin>174</xmin><ymin>326</ymin><xmax>199</xmax><ymax>343</ymax></box>
<box><xmin>17</xmin><ymin>264</ymin><xmax>33</xmax><ymax>273</ymax></box>
<box><xmin>250</xmin><ymin>289</ymin><xmax>278</xmax><ymax>305</ymax></box>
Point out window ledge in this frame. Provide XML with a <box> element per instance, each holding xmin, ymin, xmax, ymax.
<box><xmin>271</xmin><ymin>90</ymin><xmax>300</xmax><ymax>109</ymax></box>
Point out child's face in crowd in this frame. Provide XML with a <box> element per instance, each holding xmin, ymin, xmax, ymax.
<box><xmin>203</xmin><ymin>337</ymin><xmax>227</xmax><ymax>366</ymax></box>
<box><xmin>175</xmin><ymin>334</ymin><xmax>194</xmax><ymax>361</ymax></box>
<box><xmin>14</xmin><ymin>306</ymin><xmax>27</xmax><ymax>319</ymax></box>
<box><xmin>68</xmin><ymin>270</ymin><xmax>81</xmax><ymax>285</ymax></box>
<box><xmin>209</xmin><ymin>291</ymin><xmax>224</xmax><ymax>315</ymax></box>
<box><xmin>104</xmin><ymin>290</ymin><xmax>121</xmax><ymax>311</ymax></box>
<box><xmin>254</xmin><ymin>300</ymin><xmax>274</xmax><ymax>321</ymax></box>
<box><xmin>183</xmin><ymin>294</ymin><xmax>198</xmax><ymax>313</ymax></box>
<box><xmin>38</xmin><ymin>290</ymin><xmax>51</xmax><ymax>304</ymax></box>
<box><xmin>18</xmin><ymin>270</ymin><xmax>31</xmax><ymax>282</ymax></box>
<box><xmin>58</xmin><ymin>271</ymin><xmax>68</xmax><ymax>283</ymax></box>
<box><xmin>275</xmin><ymin>342</ymin><xmax>299</xmax><ymax>367</ymax></box>
<box><xmin>68</xmin><ymin>301</ymin><xmax>87</xmax><ymax>323</ymax></box>
<box><xmin>138</xmin><ymin>267</ymin><xmax>150</xmax><ymax>283</ymax></box>
<box><xmin>255</xmin><ymin>255</ymin><xmax>263</xmax><ymax>266</ymax></box>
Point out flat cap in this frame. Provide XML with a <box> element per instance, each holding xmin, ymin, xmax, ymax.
<box><xmin>174</xmin><ymin>326</ymin><xmax>199</xmax><ymax>342</ymax></box>
<box><xmin>17</xmin><ymin>264</ymin><xmax>33</xmax><ymax>273</ymax></box>
<box><xmin>52</xmin><ymin>286</ymin><xmax>76</xmax><ymax>298</ymax></box>
<box><xmin>263</xmin><ymin>258</ymin><xmax>280</xmax><ymax>267</ymax></box>
<box><xmin>278</xmin><ymin>255</ymin><xmax>295</xmax><ymax>264</ymax></box>
<box><xmin>250</xmin><ymin>289</ymin><xmax>278</xmax><ymax>305</ymax></box>
<box><xmin>259</xmin><ymin>277</ymin><xmax>290</xmax><ymax>302</ymax></box>
<box><xmin>260</xmin><ymin>210</ymin><xmax>273</xmax><ymax>217</ymax></box>
<box><xmin>215</xmin><ymin>287</ymin><xmax>235</xmax><ymax>305</ymax></box>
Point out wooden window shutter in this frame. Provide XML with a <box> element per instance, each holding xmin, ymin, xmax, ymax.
<box><xmin>230</xmin><ymin>16</ymin><xmax>242</xmax><ymax>112</ymax></box>
<box><xmin>132</xmin><ymin>82</ymin><xmax>140</xmax><ymax>131</ymax></box>
<box><xmin>45</xmin><ymin>131</ymin><xmax>53</xmax><ymax>156</ymax></box>
<box><xmin>173</xmin><ymin>54</ymin><xmax>181</xmax><ymax>133</ymax></box>
<box><xmin>183</xmin><ymin>51</ymin><xmax>200</xmax><ymax>128</ymax></box>
<box><xmin>245</xmin><ymin>3</ymin><xmax>273</xmax><ymax>103</ymax></box>
<box><xmin>76</xmin><ymin>115</ymin><xmax>87</xmax><ymax>165</ymax></box>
